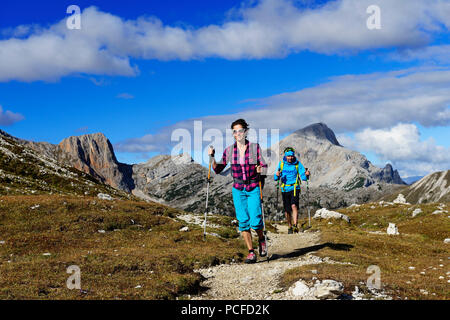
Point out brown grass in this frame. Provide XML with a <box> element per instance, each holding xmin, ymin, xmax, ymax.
<box><xmin>281</xmin><ymin>202</ymin><xmax>450</xmax><ymax>300</ymax></box>
<box><xmin>0</xmin><ymin>195</ymin><xmax>247</xmax><ymax>300</ymax></box>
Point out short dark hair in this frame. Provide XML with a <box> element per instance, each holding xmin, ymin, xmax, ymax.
<box><xmin>231</xmin><ymin>119</ymin><xmax>249</xmax><ymax>130</ymax></box>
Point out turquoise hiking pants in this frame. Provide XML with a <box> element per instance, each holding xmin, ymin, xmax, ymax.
<box><xmin>232</xmin><ymin>187</ymin><xmax>263</xmax><ymax>232</ymax></box>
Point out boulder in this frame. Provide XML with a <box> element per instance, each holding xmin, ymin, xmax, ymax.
<box><xmin>313</xmin><ymin>208</ymin><xmax>350</xmax><ymax>223</ymax></box>
<box><xmin>98</xmin><ymin>193</ymin><xmax>113</xmax><ymax>201</ymax></box>
<box><xmin>412</xmin><ymin>208</ymin><xmax>422</xmax><ymax>217</ymax></box>
<box><xmin>290</xmin><ymin>280</ymin><xmax>311</xmax><ymax>297</ymax></box>
<box><xmin>387</xmin><ymin>223</ymin><xmax>399</xmax><ymax>235</ymax></box>
<box><xmin>311</xmin><ymin>280</ymin><xmax>344</xmax><ymax>299</ymax></box>
<box><xmin>393</xmin><ymin>194</ymin><xmax>409</xmax><ymax>204</ymax></box>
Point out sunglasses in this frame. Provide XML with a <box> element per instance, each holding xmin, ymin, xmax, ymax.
<box><xmin>232</xmin><ymin>128</ymin><xmax>247</xmax><ymax>135</ymax></box>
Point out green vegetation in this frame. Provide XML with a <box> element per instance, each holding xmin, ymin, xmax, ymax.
<box><xmin>343</xmin><ymin>177</ymin><xmax>365</xmax><ymax>192</ymax></box>
<box><xmin>0</xmin><ymin>148</ymin><xmax>128</xmax><ymax>199</ymax></box>
<box><xmin>280</xmin><ymin>202</ymin><xmax>450</xmax><ymax>300</ymax></box>
<box><xmin>0</xmin><ymin>195</ymin><xmax>246</xmax><ymax>299</ymax></box>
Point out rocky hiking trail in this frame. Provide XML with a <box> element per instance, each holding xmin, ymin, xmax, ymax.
<box><xmin>191</xmin><ymin>225</ymin><xmax>355</xmax><ymax>300</ymax></box>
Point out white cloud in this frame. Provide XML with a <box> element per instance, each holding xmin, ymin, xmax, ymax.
<box><xmin>250</xmin><ymin>66</ymin><xmax>450</xmax><ymax>133</ymax></box>
<box><xmin>335</xmin><ymin>133</ymin><xmax>358</xmax><ymax>149</ymax></box>
<box><xmin>350</xmin><ymin>124</ymin><xmax>450</xmax><ymax>176</ymax></box>
<box><xmin>115</xmin><ymin>131</ymin><xmax>169</xmax><ymax>153</ymax></box>
<box><xmin>389</xmin><ymin>45</ymin><xmax>450</xmax><ymax>65</ymax></box>
<box><xmin>355</xmin><ymin>124</ymin><xmax>448</xmax><ymax>161</ymax></box>
<box><xmin>116</xmin><ymin>93</ymin><xmax>134</xmax><ymax>99</ymax></box>
<box><xmin>0</xmin><ymin>105</ymin><xmax>24</xmax><ymax>126</ymax></box>
<box><xmin>1</xmin><ymin>0</ymin><xmax>450</xmax><ymax>81</ymax></box>
<box><xmin>114</xmin><ymin>66</ymin><xmax>450</xmax><ymax>177</ymax></box>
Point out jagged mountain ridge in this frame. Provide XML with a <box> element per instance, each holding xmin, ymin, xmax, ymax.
<box><xmin>0</xmin><ymin>129</ymin><xmax>131</xmax><ymax>199</ymax></box>
<box><xmin>2</xmin><ymin>130</ymin><xmax>135</xmax><ymax>193</ymax></box>
<box><xmin>127</xmin><ymin>123</ymin><xmax>407</xmax><ymax>217</ymax></box>
<box><xmin>0</xmin><ymin>124</ymin><xmax>407</xmax><ymax>217</ymax></box>
<box><xmin>266</xmin><ymin>123</ymin><xmax>405</xmax><ymax>190</ymax></box>
<box><xmin>384</xmin><ymin>170</ymin><xmax>450</xmax><ymax>204</ymax></box>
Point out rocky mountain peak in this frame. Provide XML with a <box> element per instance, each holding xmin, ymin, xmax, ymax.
<box><xmin>59</xmin><ymin>132</ymin><xmax>118</xmax><ymax>164</ymax></box>
<box><xmin>293</xmin><ymin>123</ymin><xmax>342</xmax><ymax>146</ymax></box>
<box><xmin>58</xmin><ymin>132</ymin><xmax>134</xmax><ymax>192</ymax></box>
<box><xmin>377</xmin><ymin>163</ymin><xmax>405</xmax><ymax>185</ymax></box>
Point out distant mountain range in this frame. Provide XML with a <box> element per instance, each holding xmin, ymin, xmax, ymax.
<box><xmin>2</xmin><ymin>123</ymin><xmax>425</xmax><ymax>218</ymax></box>
<box><xmin>402</xmin><ymin>176</ymin><xmax>425</xmax><ymax>185</ymax></box>
<box><xmin>384</xmin><ymin>170</ymin><xmax>450</xmax><ymax>204</ymax></box>
<box><xmin>267</xmin><ymin>123</ymin><xmax>406</xmax><ymax>189</ymax></box>
<box><xmin>132</xmin><ymin>123</ymin><xmax>410</xmax><ymax>219</ymax></box>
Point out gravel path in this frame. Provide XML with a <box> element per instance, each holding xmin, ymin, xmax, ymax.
<box><xmin>192</xmin><ymin>225</ymin><xmax>331</xmax><ymax>300</ymax></box>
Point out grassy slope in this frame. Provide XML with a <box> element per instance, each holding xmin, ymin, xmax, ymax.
<box><xmin>0</xmin><ymin>140</ymin><xmax>130</xmax><ymax>199</ymax></box>
<box><xmin>0</xmin><ymin>195</ymin><xmax>246</xmax><ymax>300</ymax></box>
<box><xmin>381</xmin><ymin>171</ymin><xmax>450</xmax><ymax>204</ymax></box>
<box><xmin>281</xmin><ymin>202</ymin><xmax>450</xmax><ymax>300</ymax></box>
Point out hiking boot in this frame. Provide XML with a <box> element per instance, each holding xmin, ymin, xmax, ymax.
<box><xmin>244</xmin><ymin>252</ymin><xmax>257</xmax><ymax>264</ymax></box>
<box><xmin>288</xmin><ymin>227</ymin><xmax>293</xmax><ymax>234</ymax></box>
<box><xmin>259</xmin><ymin>239</ymin><xmax>267</xmax><ymax>257</ymax></box>
<box><xmin>292</xmin><ymin>225</ymin><xmax>299</xmax><ymax>234</ymax></box>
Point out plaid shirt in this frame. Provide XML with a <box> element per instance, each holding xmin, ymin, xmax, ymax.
<box><xmin>214</xmin><ymin>140</ymin><xmax>267</xmax><ymax>191</ymax></box>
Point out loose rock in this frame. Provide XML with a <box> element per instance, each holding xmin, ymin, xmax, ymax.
<box><xmin>313</xmin><ymin>208</ymin><xmax>350</xmax><ymax>223</ymax></box>
<box><xmin>97</xmin><ymin>193</ymin><xmax>113</xmax><ymax>201</ymax></box>
<box><xmin>387</xmin><ymin>223</ymin><xmax>399</xmax><ymax>235</ymax></box>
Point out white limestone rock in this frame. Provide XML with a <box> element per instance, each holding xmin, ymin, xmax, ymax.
<box><xmin>97</xmin><ymin>193</ymin><xmax>113</xmax><ymax>201</ymax></box>
<box><xmin>313</xmin><ymin>208</ymin><xmax>350</xmax><ymax>223</ymax></box>
<box><xmin>393</xmin><ymin>194</ymin><xmax>410</xmax><ymax>205</ymax></box>
<box><xmin>387</xmin><ymin>223</ymin><xmax>399</xmax><ymax>235</ymax></box>
<box><xmin>311</xmin><ymin>280</ymin><xmax>344</xmax><ymax>299</ymax></box>
<box><xmin>412</xmin><ymin>208</ymin><xmax>422</xmax><ymax>217</ymax></box>
<box><xmin>289</xmin><ymin>280</ymin><xmax>311</xmax><ymax>297</ymax></box>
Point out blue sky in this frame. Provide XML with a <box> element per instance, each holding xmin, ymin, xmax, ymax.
<box><xmin>0</xmin><ymin>0</ymin><xmax>449</xmax><ymax>178</ymax></box>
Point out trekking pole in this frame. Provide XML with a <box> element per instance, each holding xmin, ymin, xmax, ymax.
<box><xmin>300</xmin><ymin>168</ymin><xmax>311</xmax><ymax>232</ymax></box>
<box><xmin>307</xmin><ymin>179</ymin><xmax>311</xmax><ymax>227</ymax></box>
<box><xmin>276</xmin><ymin>180</ymin><xmax>279</xmax><ymax>211</ymax></box>
<box><xmin>259</xmin><ymin>174</ymin><xmax>269</xmax><ymax>263</ymax></box>
<box><xmin>204</xmin><ymin>148</ymin><xmax>213</xmax><ymax>241</ymax></box>
<box><xmin>306</xmin><ymin>168</ymin><xmax>311</xmax><ymax>228</ymax></box>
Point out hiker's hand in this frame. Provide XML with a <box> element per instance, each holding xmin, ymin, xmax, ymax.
<box><xmin>306</xmin><ymin>169</ymin><xmax>310</xmax><ymax>179</ymax></box>
<box><xmin>208</xmin><ymin>146</ymin><xmax>215</xmax><ymax>157</ymax></box>
<box><xmin>256</xmin><ymin>165</ymin><xmax>262</xmax><ymax>173</ymax></box>
<box><xmin>276</xmin><ymin>170</ymin><xmax>281</xmax><ymax>177</ymax></box>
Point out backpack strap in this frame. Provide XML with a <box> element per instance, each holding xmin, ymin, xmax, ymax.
<box><xmin>280</xmin><ymin>161</ymin><xmax>301</xmax><ymax>196</ymax></box>
<box><xmin>280</xmin><ymin>161</ymin><xmax>285</xmax><ymax>192</ymax></box>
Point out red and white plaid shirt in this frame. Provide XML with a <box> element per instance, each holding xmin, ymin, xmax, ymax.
<box><xmin>214</xmin><ymin>139</ymin><xmax>267</xmax><ymax>191</ymax></box>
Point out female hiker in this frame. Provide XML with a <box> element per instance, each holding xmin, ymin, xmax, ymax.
<box><xmin>208</xmin><ymin>119</ymin><xmax>268</xmax><ymax>264</ymax></box>
<box><xmin>274</xmin><ymin>147</ymin><xmax>310</xmax><ymax>234</ymax></box>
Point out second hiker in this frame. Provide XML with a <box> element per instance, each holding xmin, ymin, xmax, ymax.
<box><xmin>274</xmin><ymin>147</ymin><xmax>310</xmax><ymax>234</ymax></box>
